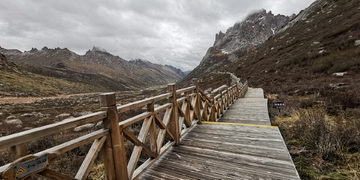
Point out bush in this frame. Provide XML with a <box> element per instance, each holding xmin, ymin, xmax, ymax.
<box><xmin>294</xmin><ymin>108</ymin><xmax>360</xmax><ymax>157</ymax></box>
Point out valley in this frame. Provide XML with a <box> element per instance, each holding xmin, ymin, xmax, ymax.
<box><xmin>1</xmin><ymin>0</ymin><xmax>359</xmax><ymax>179</ymax></box>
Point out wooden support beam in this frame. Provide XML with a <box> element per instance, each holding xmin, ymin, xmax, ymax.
<box><xmin>127</xmin><ymin>116</ymin><xmax>153</xmax><ymax>179</ymax></box>
<box><xmin>192</xmin><ymin>79</ymin><xmax>202</xmax><ymax>124</ymax></box>
<box><xmin>75</xmin><ymin>136</ymin><xmax>106</xmax><ymax>180</ymax></box>
<box><xmin>209</xmin><ymin>94</ymin><xmax>217</xmax><ymax>122</ymax></box>
<box><xmin>156</xmin><ymin>107</ymin><xmax>173</xmax><ymax>152</ymax></box>
<box><xmin>147</xmin><ymin>103</ymin><xmax>158</xmax><ymax>157</ymax></box>
<box><xmin>100</xmin><ymin>93</ymin><xmax>127</xmax><ymax>180</ymax></box>
<box><xmin>154</xmin><ymin>114</ymin><xmax>174</xmax><ymax>141</ymax></box>
<box><xmin>123</xmin><ymin>129</ymin><xmax>156</xmax><ymax>158</ymax></box>
<box><xmin>168</xmin><ymin>84</ymin><xmax>180</xmax><ymax>145</ymax></box>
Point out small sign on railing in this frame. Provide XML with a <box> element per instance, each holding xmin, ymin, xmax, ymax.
<box><xmin>13</xmin><ymin>154</ymin><xmax>48</xmax><ymax>179</ymax></box>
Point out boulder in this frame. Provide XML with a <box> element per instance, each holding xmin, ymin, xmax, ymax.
<box><xmin>5</xmin><ymin>119</ymin><xmax>23</xmax><ymax>125</ymax></box>
<box><xmin>355</xmin><ymin>40</ymin><xmax>360</xmax><ymax>46</ymax></box>
<box><xmin>332</xmin><ymin>72</ymin><xmax>347</xmax><ymax>77</ymax></box>
<box><xmin>55</xmin><ymin>113</ymin><xmax>71</xmax><ymax>119</ymax></box>
<box><xmin>74</xmin><ymin>123</ymin><xmax>94</xmax><ymax>132</ymax></box>
<box><xmin>6</xmin><ymin>115</ymin><xmax>16</xmax><ymax>120</ymax></box>
<box><xmin>21</xmin><ymin>113</ymin><xmax>34</xmax><ymax>117</ymax></box>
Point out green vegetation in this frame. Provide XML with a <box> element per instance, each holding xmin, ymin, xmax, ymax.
<box><xmin>0</xmin><ymin>69</ymin><xmax>106</xmax><ymax>97</ymax></box>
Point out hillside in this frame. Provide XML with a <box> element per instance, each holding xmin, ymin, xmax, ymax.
<box><xmin>180</xmin><ymin>0</ymin><xmax>360</xmax><ymax>179</ymax></box>
<box><xmin>179</xmin><ymin>10</ymin><xmax>291</xmax><ymax>84</ymax></box>
<box><xmin>0</xmin><ymin>53</ymin><xmax>108</xmax><ymax>97</ymax></box>
<box><xmin>0</xmin><ymin>46</ymin><xmax>185</xmax><ymax>96</ymax></box>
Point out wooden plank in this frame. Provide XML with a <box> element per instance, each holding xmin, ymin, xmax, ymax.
<box><xmin>132</xmin><ymin>141</ymin><xmax>175</xmax><ymax>179</ymax></box>
<box><xmin>75</xmin><ymin>136</ymin><xmax>106</xmax><ymax>180</ymax></box>
<box><xmin>175</xmin><ymin>86</ymin><xmax>196</xmax><ymax>95</ymax></box>
<box><xmin>211</xmin><ymin>84</ymin><xmax>227</xmax><ymax>94</ymax></box>
<box><xmin>118</xmin><ymin>103</ymin><xmax>172</xmax><ymax>128</ymax></box>
<box><xmin>123</xmin><ymin>129</ymin><xmax>156</xmax><ymax>158</ymax></box>
<box><xmin>39</xmin><ymin>169</ymin><xmax>75</xmax><ymax>180</ymax></box>
<box><xmin>149</xmin><ymin>117</ymin><xmax>158</xmax><ymax>156</ymax></box>
<box><xmin>168</xmin><ymin>84</ymin><xmax>180</xmax><ymax>145</ymax></box>
<box><xmin>0</xmin><ymin>111</ymin><xmax>107</xmax><ymax>150</ymax></box>
<box><xmin>127</xmin><ymin>116</ymin><xmax>153</xmax><ymax>179</ymax></box>
<box><xmin>156</xmin><ymin>107</ymin><xmax>172</xmax><ymax>152</ymax></box>
<box><xmin>181</xmin><ymin>101</ymin><xmax>191</xmax><ymax>127</ymax></box>
<box><xmin>117</xmin><ymin>93</ymin><xmax>171</xmax><ymax>113</ymax></box>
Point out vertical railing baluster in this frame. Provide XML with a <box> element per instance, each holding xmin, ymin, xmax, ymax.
<box><xmin>192</xmin><ymin>78</ymin><xmax>202</xmax><ymax>124</ymax></box>
<box><xmin>168</xmin><ymin>84</ymin><xmax>180</xmax><ymax>145</ymax></box>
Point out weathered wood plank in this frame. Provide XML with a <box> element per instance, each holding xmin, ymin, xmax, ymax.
<box><xmin>75</xmin><ymin>136</ymin><xmax>106</xmax><ymax>180</ymax></box>
<box><xmin>117</xmin><ymin>93</ymin><xmax>171</xmax><ymax>113</ymax></box>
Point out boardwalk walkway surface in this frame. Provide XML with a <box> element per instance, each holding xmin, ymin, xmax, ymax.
<box><xmin>139</xmin><ymin>88</ymin><xmax>300</xmax><ymax>179</ymax></box>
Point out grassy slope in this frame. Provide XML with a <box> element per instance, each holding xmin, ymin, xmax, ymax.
<box><xmin>0</xmin><ymin>69</ymin><xmax>107</xmax><ymax>97</ymax></box>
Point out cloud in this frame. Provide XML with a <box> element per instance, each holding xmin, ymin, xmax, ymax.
<box><xmin>0</xmin><ymin>0</ymin><xmax>315</xmax><ymax>71</ymax></box>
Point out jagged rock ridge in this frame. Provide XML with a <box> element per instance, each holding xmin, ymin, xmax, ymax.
<box><xmin>214</xmin><ymin>10</ymin><xmax>291</xmax><ymax>54</ymax></box>
<box><xmin>179</xmin><ymin>9</ymin><xmax>291</xmax><ymax>84</ymax></box>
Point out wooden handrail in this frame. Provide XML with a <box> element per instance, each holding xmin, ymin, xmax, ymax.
<box><xmin>0</xmin><ymin>74</ymin><xmax>248</xmax><ymax>180</ymax></box>
<box><xmin>0</xmin><ymin>111</ymin><xmax>107</xmax><ymax>150</ymax></box>
<box><xmin>117</xmin><ymin>93</ymin><xmax>171</xmax><ymax>113</ymax></box>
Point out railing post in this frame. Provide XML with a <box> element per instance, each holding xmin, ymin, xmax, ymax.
<box><xmin>209</xmin><ymin>94</ymin><xmax>217</xmax><ymax>122</ymax></box>
<box><xmin>100</xmin><ymin>93</ymin><xmax>128</xmax><ymax>180</ymax></box>
<box><xmin>147</xmin><ymin>102</ymin><xmax>158</xmax><ymax>156</ymax></box>
<box><xmin>168</xmin><ymin>84</ymin><xmax>180</xmax><ymax>146</ymax></box>
<box><xmin>220</xmin><ymin>90</ymin><xmax>224</xmax><ymax>114</ymax></box>
<box><xmin>235</xmin><ymin>82</ymin><xmax>239</xmax><ymax>98</ymax></box>
<box><xmin>192</xmin><ymin>78</ymin><xmax>202</xmax><ymax>124</ymax></box>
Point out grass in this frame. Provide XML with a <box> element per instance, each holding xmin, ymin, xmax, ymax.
<box><xmin>269</xmin><ymin>94</ymin><xmax>360</xmax><ymax>179</ymax></box>
<box><xmin>0</xmin><ymin>69</ymin><xmax>106</xmax><ymax>97</ymax></box>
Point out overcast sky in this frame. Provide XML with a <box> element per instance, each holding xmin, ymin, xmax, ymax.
<box><xmin>0</xmin><ymin>0</ymin><xmax>315</xmax><ymax>71</ymax></box>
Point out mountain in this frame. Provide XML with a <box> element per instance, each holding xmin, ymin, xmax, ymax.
<box><xmin>0</xmin><ymin>46</ymin><xmax>184</xmax><ymax>93</ymax></box>
<box><xmin>164</xmin><ymin>65</ymin><xmax>186</xmax><ymax>77</ymax></box>
<box><xmin>179</xmin><ymin>0</ymin><xmax>360</xmax><ymax>178</ymax></box>
<box><xmin>179</xmin><ymin>10</ymin><xmax>291</xmax><ymax>84</ymax></box>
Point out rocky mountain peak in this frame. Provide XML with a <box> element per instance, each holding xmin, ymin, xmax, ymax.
<box><xmin>213</xmin><ymin>9</ymin><xmax>290</xmax><ymax>54</ymax></box>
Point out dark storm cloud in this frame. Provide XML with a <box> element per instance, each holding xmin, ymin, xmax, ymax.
<box><xmin>0</xmin><ymin>0</ymin><xmax>315</xmax><ymax>71</ymax></box>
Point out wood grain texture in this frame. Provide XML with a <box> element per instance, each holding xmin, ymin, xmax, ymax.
<box><xmin>138</xmin><ymin>88</ymin><xmax>300</xmax><ymax>180</ymax></box>
<box><xmin>75</xmin><ymin>136</ymin><xmax>106</xmax><ymax>180</ymax></box>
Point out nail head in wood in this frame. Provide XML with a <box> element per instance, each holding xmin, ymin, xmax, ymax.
<box><xmin>99</xmin><ymin>93</ymin><xmax>116</xmax><ymax>107</ymax></box>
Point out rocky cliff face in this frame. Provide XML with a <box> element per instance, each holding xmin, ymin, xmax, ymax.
<box><xmin>0</xmin><ymin>46</ymin><xmax>184</xmax><ymax>90</ymax></box>
<box><xmin>0</xmin><ymin>53</ymin><xmax>19</xmax><ymax>71</ymax></box>
<box><xmin>179</xmin><ymin>10</ymin><xmax>291</xmax><ymax>84</ymax></box>
<box><xmin>214</xmin><ymin>10</ymin><xmax>291</xmax><ymax>54</ymax></box>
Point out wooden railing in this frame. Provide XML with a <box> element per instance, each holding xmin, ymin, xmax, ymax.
<box><xmin>0</xmin><ymin>78</ymin><xmax>248</xmax><ymax>180</ymax></box>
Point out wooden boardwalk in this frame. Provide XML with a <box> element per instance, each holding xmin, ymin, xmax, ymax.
<box><xmin>139</xmin><ymin>88</ymin><xmax>300</xmax><ymax>179</ymax></box>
